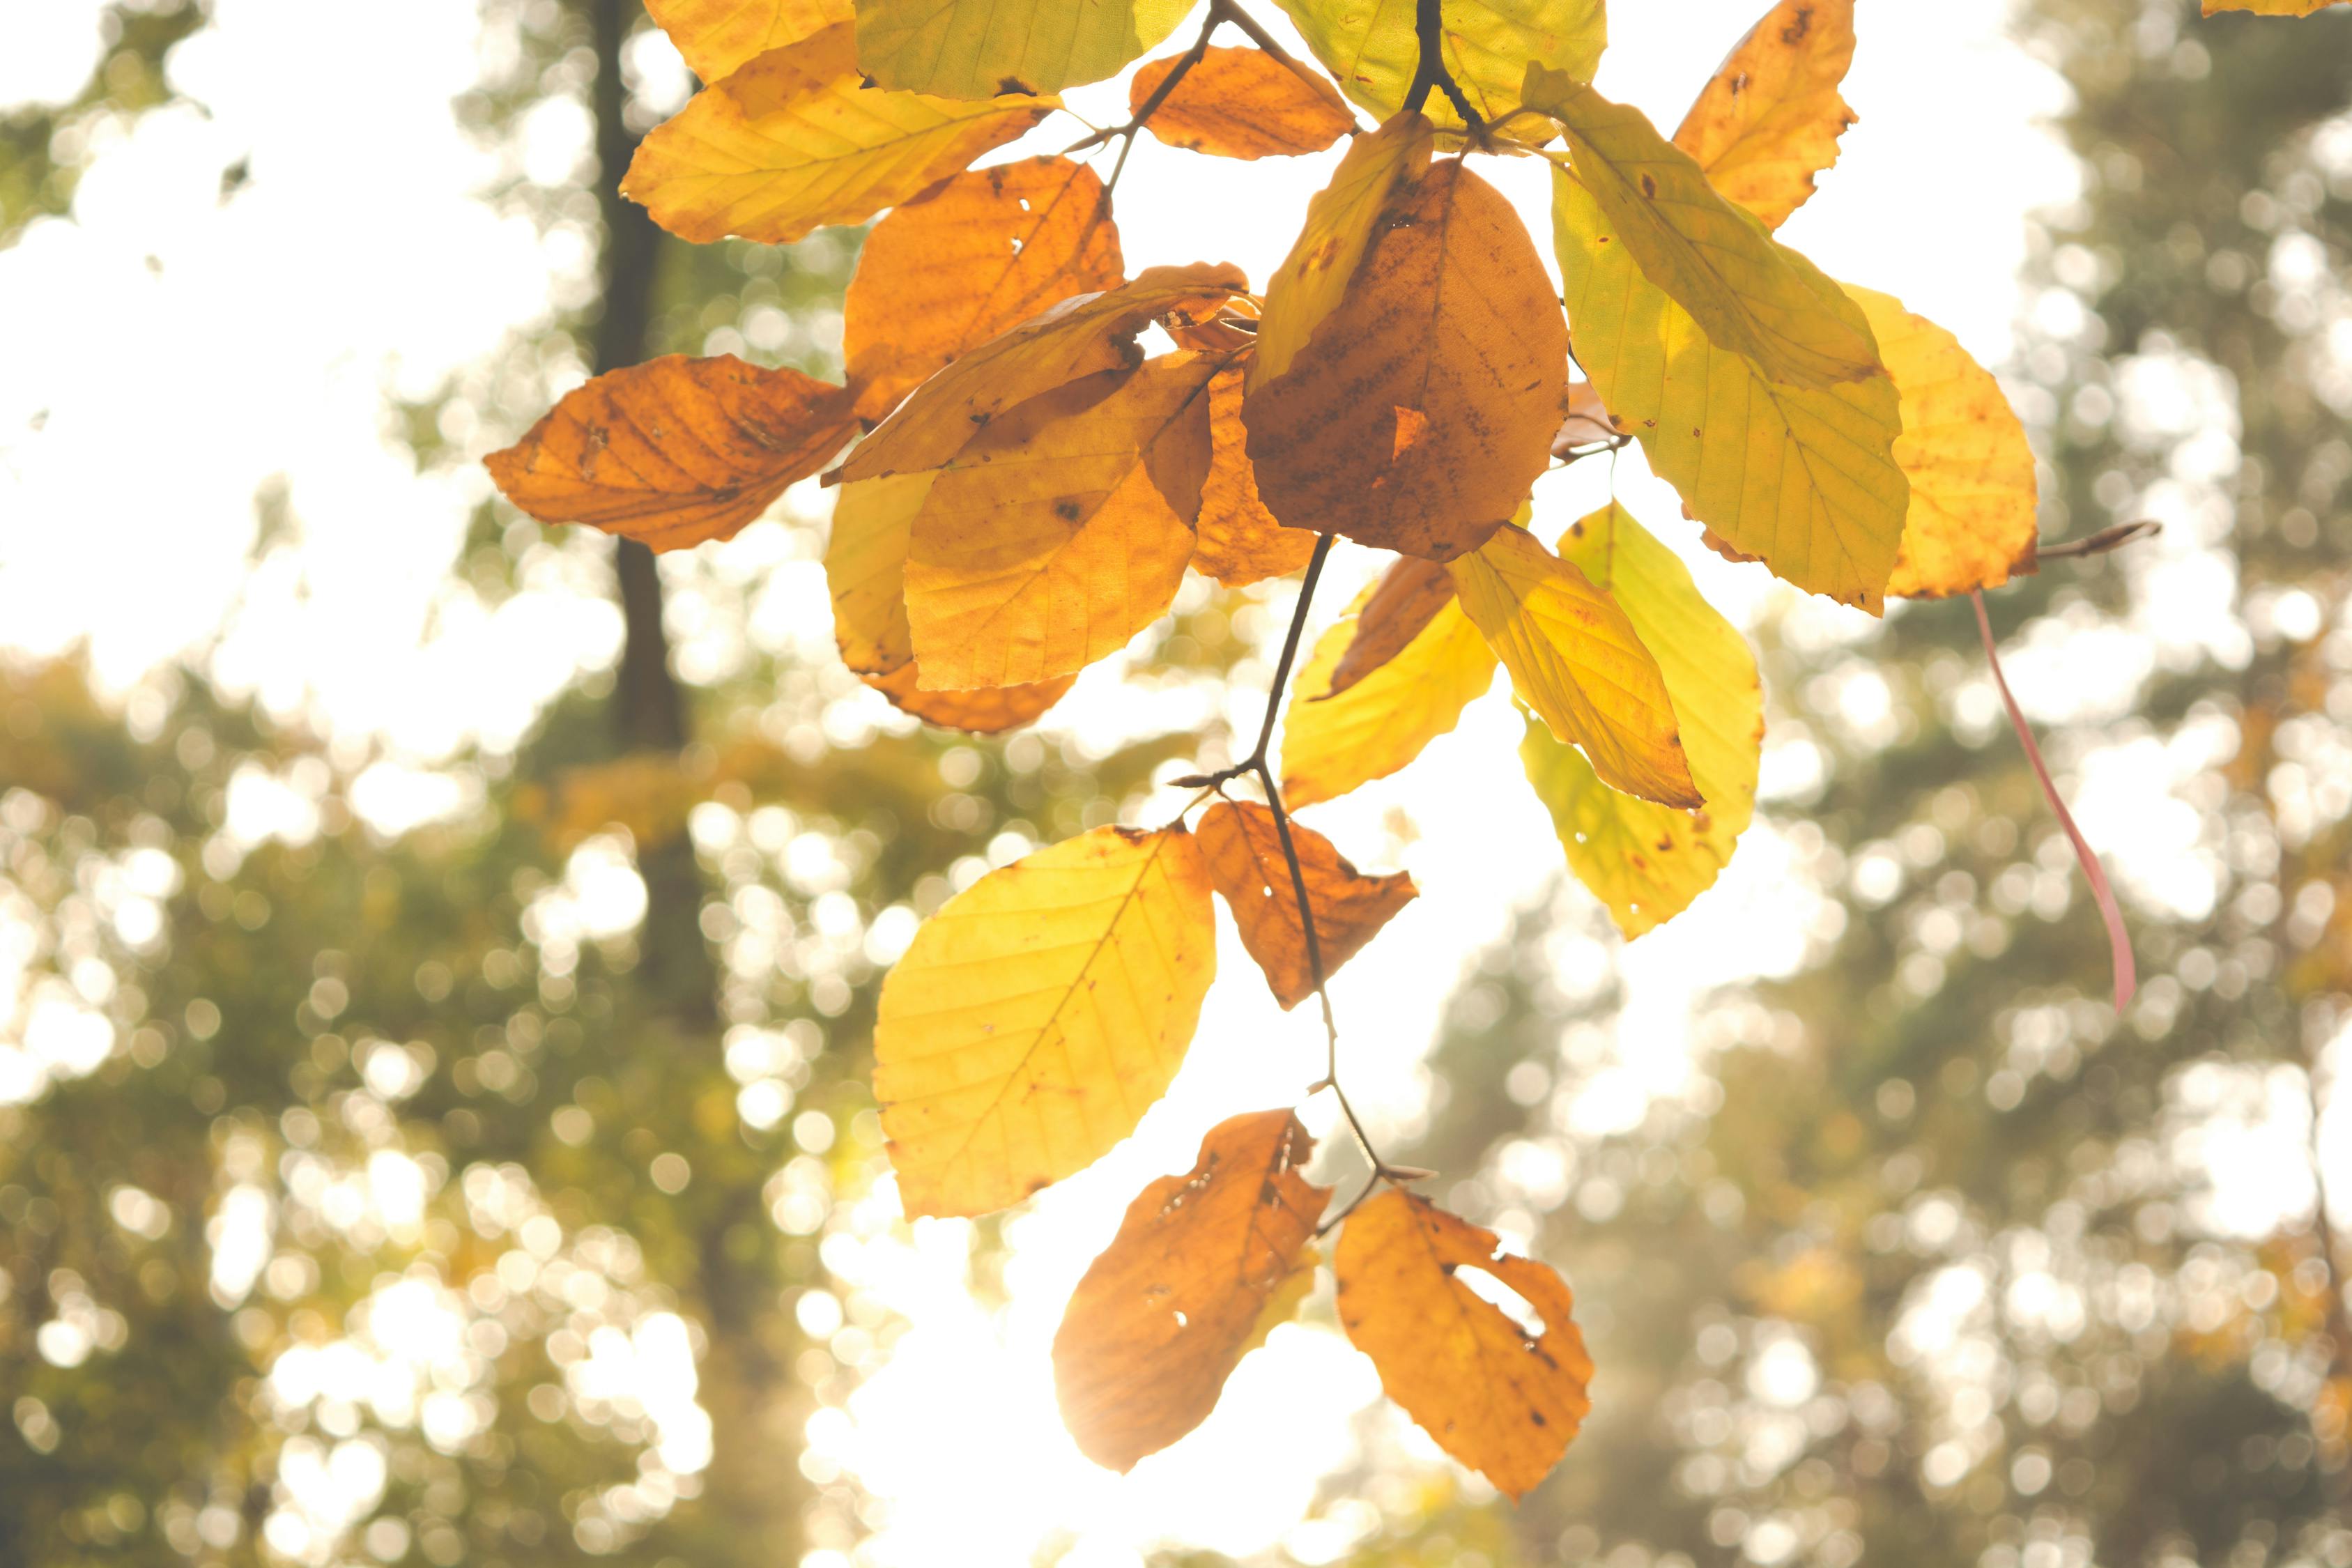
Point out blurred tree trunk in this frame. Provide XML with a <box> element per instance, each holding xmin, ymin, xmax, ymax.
<box><xmin>583</xmin><ymin>3</ymin><xmax>807</xmax><ymax>1557</ymax></box>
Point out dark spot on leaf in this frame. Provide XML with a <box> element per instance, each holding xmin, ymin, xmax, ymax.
<box><xmin>1639</xmin><ymin>174</ymin><xmax>1657</xmax><ymax>199</ymax></box>
<box><xmin>1054</xmin><ymin>499</ymin><xmax>1082</xmax><ymax>521</ymax></box>
<box><xmin>997</xmin><ymin>76</ymin><xmax>1034</xmax><ymax>95</ymax></box>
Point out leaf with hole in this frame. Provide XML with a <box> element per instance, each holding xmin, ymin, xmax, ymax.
<box><xmin>1197</xmin><ymin>801</ymin><xmax>1416</xmax><ymax>1008</ymax></box>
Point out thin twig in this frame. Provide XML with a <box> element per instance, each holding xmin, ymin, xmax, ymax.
<box><xmin>1062</xmin><ymin>0</ymin><xmax>1232</xmax><ymax>191</ymax></box>
<box><xmin>2036</xmin><ymin>519</ymin><xmax>2162</xmax><ymax>561</ymax></box>
<box><xmin>1398</xmin><ymin>0</ymin><xmax>1488</xmax><ymax>143</ymax></box>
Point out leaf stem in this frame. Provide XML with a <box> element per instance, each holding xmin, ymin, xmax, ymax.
<box><xmin>1399</xmin><ymin>0</ymin><xmax>1489</xmax><ymax>144</ymax></box>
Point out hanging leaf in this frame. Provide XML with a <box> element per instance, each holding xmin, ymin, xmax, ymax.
<box><xmin>874</xmin><ymin>824</ymin><xmax>1217</xmax><ymax>1218</ymax></box>
<box><xmin>1253</xmin><ymin>113</ymin><xmax>1435</xmax><ymax>391</ymax></box>
<box><xmin>905</xmin><ymin>354</ymin><xmax>1219</xmax><ymax>689</ymax></box>
<box><xmin>1130</xmin><ymin>45</ymin><xmax>1355</xmax><ymax>160</ymax></box>
<box><xmin>1197</xmin><ymin>801</ymin><xmax>1417</xmax><ymax>1008</ymax></box>
<box><xmin>852</xmin><ymin>0</ymin><xmax>1194</xmax><ymax>98</ymax></box>
<box><xmin>1554</xmin><ymin>169</ymin><xmax>1907</xmax><ymax>610</ymax></box>
<box><xmin>1280</xmin><ymin>581</ymin><xmax>1497</xmax><ymax>810</ymax></box>
<box><xmin>2201</xmin><ymin>0</ymin><xmax>2345</xmax><ymax>11</ymax></box>
<box><xmin>861</xmin><ymin>661</ymin><xmax>1074</xmax><ymax>732</ymax></box>
<box><xmin>1323</xmin><ymin>556</ymin><xmax>1454</xmax><ymax>699</ymax></box>
<box><xmin>1245</xmin><ymin>160</ymin><xmax>1566</xmax><ymax>562</ymax></box>
<box><xmin>1529</xmin><ymin>67</ymin><xmax>1882</xmax><ymax>392</ymax></box>
<box><xmin>1336</xmin><ymin>1190</ymin><xmax>1593</xmax><ymax>1500</ymax></box>
<box><xmin>1450</xmin><ymin>525</ymin><xmax>1700</xmax><ymax>808</ymax></box>
<box><xmin>1844</xmin><ymin>286</ymin><xmax>2043</xmax><ymax>599</ymax></box>
<box><xmin>1054</xmin><ymin>1109</ymin><xmax>1330</xmax><ymax>1472</ymax></box>
<box><xmin>645</xmin><ymin>0</ymin><xmax>850</xmax><ymax>82</ymax></box>
<box><xmin>843</xmin><ymin>157</ymin><xmax>1125</xmax><ymax>424</ymax></box>
<box><xmin>621</xmin><ymin>23</ymin><xmax>1054</xmax><ymax>246</ymax></box>
<box><xmin>488</xmin><ymin>355</ymin><xmax>856</xmax><ymax>550</ymax></box>
<box><xmin>1522</xmin><ymin>502</ymin><xmax>1763</xmax><ymax>936</ymax></box>
<box><xmin>1271</xmin><ymin>0</ymin><xmax>1604</xmax><ymax>134</ymax></box>
<box><xmin>845</xmin><ymin>263</ymin><xmax>1251</xmax><ymax>483</ymax></box>
<box><xmin>1671</xmin><ymin>0</ymin><xmax>1858</xmax><ymax>232</ymax></box>
<box><xmin>826</xmin><ymin>472</ymin><xmax>928</xmax><ymax>675</ymax></box>
<box><xmin>1192</xmin><ymin>365</ymin><xmax>1321</xmax><ymax>585</ymax></box>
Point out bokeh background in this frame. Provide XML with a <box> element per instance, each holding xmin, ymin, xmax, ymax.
<box><xmin>3</xmin><ymin>0</ymin><xmax>2351</xmax><ymax>1564</ymax></box>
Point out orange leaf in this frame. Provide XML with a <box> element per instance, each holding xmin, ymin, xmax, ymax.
<box><xmin>1192</xmin><ymin>365</ymin><xmax>1320</xmax><ymax>586</ymax></box>
<box><xmin>1131</xmin><ymin>46</ymin><xmax>1355</xmax><ymax>160</ymax></box>
<box><xmin>1054</xmin><ymin>1109</ymin><xmax>1331</xmax><ymax>1471</ymax></box>
<box><xmin>844</xmin><ymin>156</ymin><xmax>1125</xmax><ymax>422</ymax></box>
<box><xmin>1323</xmin><ymin>555</ymin><xmax>1454</xmax><ymax>699</ymax></box>
<box><xmin>861</xmin><ymin>661</ymin><xmax>1073</xmax><ymax>732</ymax></box>
<box><xmin>1244</xmin><ymin>160</ymin><xmax>1565</xmax><ymax>562</ymax></box>
<box><xmin>843</xmin><ymin>263</ymin><xmax>1250</xmax><ymax>484</ymax></box>
<box><xmin>1197</xmin><ymin>801</ymin><xmax>1416</xmax><ymax>1009</ymax></box>
<box><xmin>487</xmin><ymin>355</ymin><xmax>856</xmax><ymax>551</ymax></box>
<box><xmin>645</xmin><ymin>0</ymin><xmax>850</xmax><ymax>82</ymax></box>
<box><xmin>1336</xmin><ymin>1190</ymin><xmax>1593</xmax><ymax>1500</ymax></box>
<box><xmin>1670</xmin><ymin>0</ymin><xmax>1858</xmax><ymax>232</ymax></box>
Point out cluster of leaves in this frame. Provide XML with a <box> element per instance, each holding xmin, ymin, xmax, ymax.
<box><xmin>474</xmin><ymin>0</ymin><xmax>2326</xmax><ymax>1501</ymax></box>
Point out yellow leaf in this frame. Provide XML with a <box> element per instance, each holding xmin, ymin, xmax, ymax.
<box><xmin>1335</xmin><ymin>1190</ymin><xmax>1593</xmax><ymax>1501</ymax></box>
<box><xmin>843</xmin><ymin>155</ymin><xmax>1125</xmax><ymax>424</ymax></box>
<box><xmin>1270</xmin><ymin>0</ymin><xmax>1604</xmax><ymax>136</ymax></box>
<box><xmin>1192</xmin><ymin>365</ymin><xmax>1321</xmax><ymax>586</ymax></box>
<box><xmin>1670</xmin><ymin>0</ymin><xmax>1857</xmax><ymax>232</ymax></box>
<box><xmin>488</xmin><ymin>355</ymin><xmax>856</xmax><ymax>551</ymax></box>
<box><xmin>852</xmin><ymin>0</ymin><xmax>1194</xmax><ymax>98</ymax></box>
<box><xmin>1554</xmin><ymin>169</ymin><xmax>1907</xmax><ymax>610</ymax></box>
<box><xmin>1196</xmin><ymin>801</ymin><xmax>1416</xmax><ymax>1008</ymax></box>
<box><xmin>1323</xmin><ymin>555</ymin><xmax>1454</xmax><ymax>698</ymax></box>
<box><xmin>1245</xmin><ymin>160</ymin><xmax>1565</xmax><ymax>562</ymax></box>
<box><xmin>621</xmin><ymin>23</ymin><xmax>1053</xmax><ymax>246</ymax></box>
<box><xmin>1252</xmin><ymin>113</ymin><xmax>1434</xmax><ymax>391</ymax></box>
<box><xmin>645</xmin><ymin>0</ymin><xmax>849</xmax><ymax>82</ymax></box>
<box><xmin>1530</xmin><ymin>67</ymin><xmax>1881</xmax><ymax>392</ymax></box>
<box><xmin>1845</xmin><ymin>286</ymin><xmax>2042</xmax><ymax>599</ymax></box>
<box><xmin>874</xmin><ymin>824</ymin><xmax>1217</xmax><ymax>1217</ymax></box>
<box><xmin>826</xmin><ymin>472</ymin><xmax>930</xmax><ymax>675</ymax></box>
<box><xmin>1523</xmin><ymin>502</ymin><xmax>1762</xmax><ymax>936</ymax></box>
<box><xmin>2202</xmin><ymin>0</ymin><xmax>2345</xmax><ymax>12</ymax></box>
<box><xmin>904</xmin><ymin>354</ymin><xmax>1220</xmax><ymax>689</ymax></box>
<box><xmin>1130</xmin><ymin>45</ymin><xmax>1355</xmax><ymax>160</ymax></box>
<box><xmin>1054</xmin><ymin>1109</ymin><xmax>1330</xmax><ymax>1472</ymax></box>
<box><xmin>1279</xmin><ymin>581</ymin><xmax>1497</xmax><ymax>810</ymax></box>
<box><xmin>845</xmin><ymin>263</ymin><xmax>1251</xmax><ymax>483</ymax></box>
<box><xmin>1450</xmin><ymin>523</ymin><xmax>1700</xmax><ymax>808</ymax></box>
<box><xmin>861</xmin><ymin>661</ymin><xmax>1073</xmax><ymax>732</ymax></box>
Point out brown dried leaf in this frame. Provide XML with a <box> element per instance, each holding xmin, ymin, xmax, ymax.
<box><xmin>1054</xmin><ymin>1109</ymin><xmax>1330</xmax><ymax>1472</ymax></box>
<box><xmin>1552</xmin><ymin>378</ymin><xmax>1622</xmax><ymax>459</ymax></box>
<box><xmin>487</xmin><ymin>355</ymin><xmax>856</xmax><ymax>551</ymax></box>
<box><xmin>844</xmin><ymin>262</ymin><xmax>1250</xmax><ymax>483</ymax></box>
<box><xmin>1671</xmin><ymin>0</ymin><xmax>1858</xmax><ymax>232</ymax></box>
<box><xmin>1192</xmin><ymin>365</ymin><xmax>1320</xmax><ymax>586</ymax></box>
<box><xmin>1336</xmin><ymin>1189</ymin><xmax>1594</xmax><ymax>1500</ymax></box>
<box><xmin>1197</xmin><ymin>801</ymin><xmax>1416</xmax><ymax>1009</ymax></box>
<box><xmin>843</xmin><ymin>156</ymin><xmax>1124</xmax><ymax>423</ymax></box>
<box><xmin>1131</xmin><ymin>46</ymin><xmax>1355</xmax><ymax>160</ymax></box>
<box><xmin>1323</xmin><ymin>555</ymin><xmax>1454</xmax><ymax>699</ymax></box>
<box><xmin>1244</xmin><ymin>160</ymin><xmax>1565</xmax><ymax>562</ymax></box>
<box><xmin>861</xmin><ymin>661</ymin><xmax>1073</xmax><ymax>732</ymax></box>
<box><xmin>1252</xmin><ymin>112</ymin><xmax>1434</xmax><ymax>391</ymax></box>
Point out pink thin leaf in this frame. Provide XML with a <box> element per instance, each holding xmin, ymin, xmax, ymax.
<box><xmin>1971</xmin><ymin>590</ymin><xmax>2137</xmax><ymax>1014</ymax></box>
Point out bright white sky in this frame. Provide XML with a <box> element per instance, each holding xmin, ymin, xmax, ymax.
<box><xmin>3</xmin><ymin>2</ymin><xmax>2326</xmax><ymax>1565</ymax></box>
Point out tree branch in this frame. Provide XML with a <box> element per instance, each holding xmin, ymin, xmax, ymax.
<box><xmin>1399</xmin><ymin>0</ymin><xmax>1487</xmax><ymax>141</ymax></box>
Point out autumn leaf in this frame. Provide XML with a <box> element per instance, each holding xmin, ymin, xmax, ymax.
<box><xmin>1671</xmin><ymin>0</ymin><xmax>1858</xmax><ymax>232</ymax></box>
<box><xmin>825</xmin><ymin>472</ymin><xmax>928</xmax><ymax>675</ymax></box>
<box><xmin>845</xmin><ymin>263</ymin><xmax>1250</xmax><ymax>484</ymax></box>
<box><xmin>488</xmin><ymin>355</ymin><xmax>856</xmax><ymax>550</ymax></box>
<box><xmin>621</xmin><ymin>22</ymin><xmax>1053</xmax><ymax>246</ymax></box>
<box><xmin>1555</xmin><ymin>169</ymin><xmax>1908</xmax><ymax>610</ymax></box>
<box><xmin>1336</xmin><ymin>1190</ymin><xmax>1593</xmax><ymax>1500</ymax></box>
<box><xmin>843</xmin><ymin>156</ymin><xmax>1125</xmax><ymax>424</ymax></box>
<box><xmin>1845</xmin><ymin>286</ymin><xmax>2042</xmax><ymax>599</ymax></box>
<box><xmin>1522</xmin><ymin>502</ymin><xmax>1763</xmax><ymax>936</ymax></box>
<box><xmin>1245</xmin><ymin>160</ymin><xmax>1565</xmax><ymax>562</ymax></box>
<box><xmin>903</xmin><ymin>354</ymin><xmax>1219</xmax><ymax>689</ymax></box>
<box><xmin>1316</xmin><ymin>556</ymin><xmax>1447</xmax><ymax>698</ymax></box>
<box><xmin>1281</xmin><ymin>581</ymin><xmax>1497</xmax><ymax>810</ymax></box>
<box><xmin>861</xmin><ymin>661</ymin><xmax>1073</xmax><ymax>732</ymax></box>
<box><xmin>1530</xmin><ymin>67</ymin><xmax>1881</xmax><ymax>393</ymax></box>
<box><xmin>1197</xmin><ymin>801</ymin><xmax>1416</xmax><ymax>1008</ymax></box>
<box><xmin>1450</xmin><ymin>524</ymin><xmax>1700</xmax><ymax>809</ymax></box>
<box><xmin>1252</xmin><ymin>113</ymin><xmax>1434</xmax><ymax>391</ymax></box>
<box><xmin>852</xmin><ymin>0</ymin><xmax>1193</xmax><ymax>98</ymax></box>
<box><xmin>1054</xmin><ymin>1109</ymin><xmax>1330</xmax><ymax>1471</ymax></box>
<box><xmin>2201</xmin><ymin>0</ymin><xmax>2345</xmax><ymax>11</ymax></box>
<box><xmin>873</xmin><ymin>824</ymin><xmax>1217</xmax><ymax>1218</ymax></box>
<box><xmin>1192</xmin><ymin>365</ymin><xmax>1321</xmax><ymax>586</ymax></box>
<box><xmin>1130</xmin><ymin>46</ymin><xmax>1355</xmax><ymax>160</ymax></box>
<box><xmin>1273</xmin><ymin>0</ymin><xmax>1604</xmax><ymax>135</ymax></box>
<box><xmin>645</xmin><ymin>0</ymin><xmax>849</xmax><ymax>82</ymax></box>
<box><xmin>1553</xmin><ymin>378</ymin><xmax>1621</xmax><ymax>458</ymax></box>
